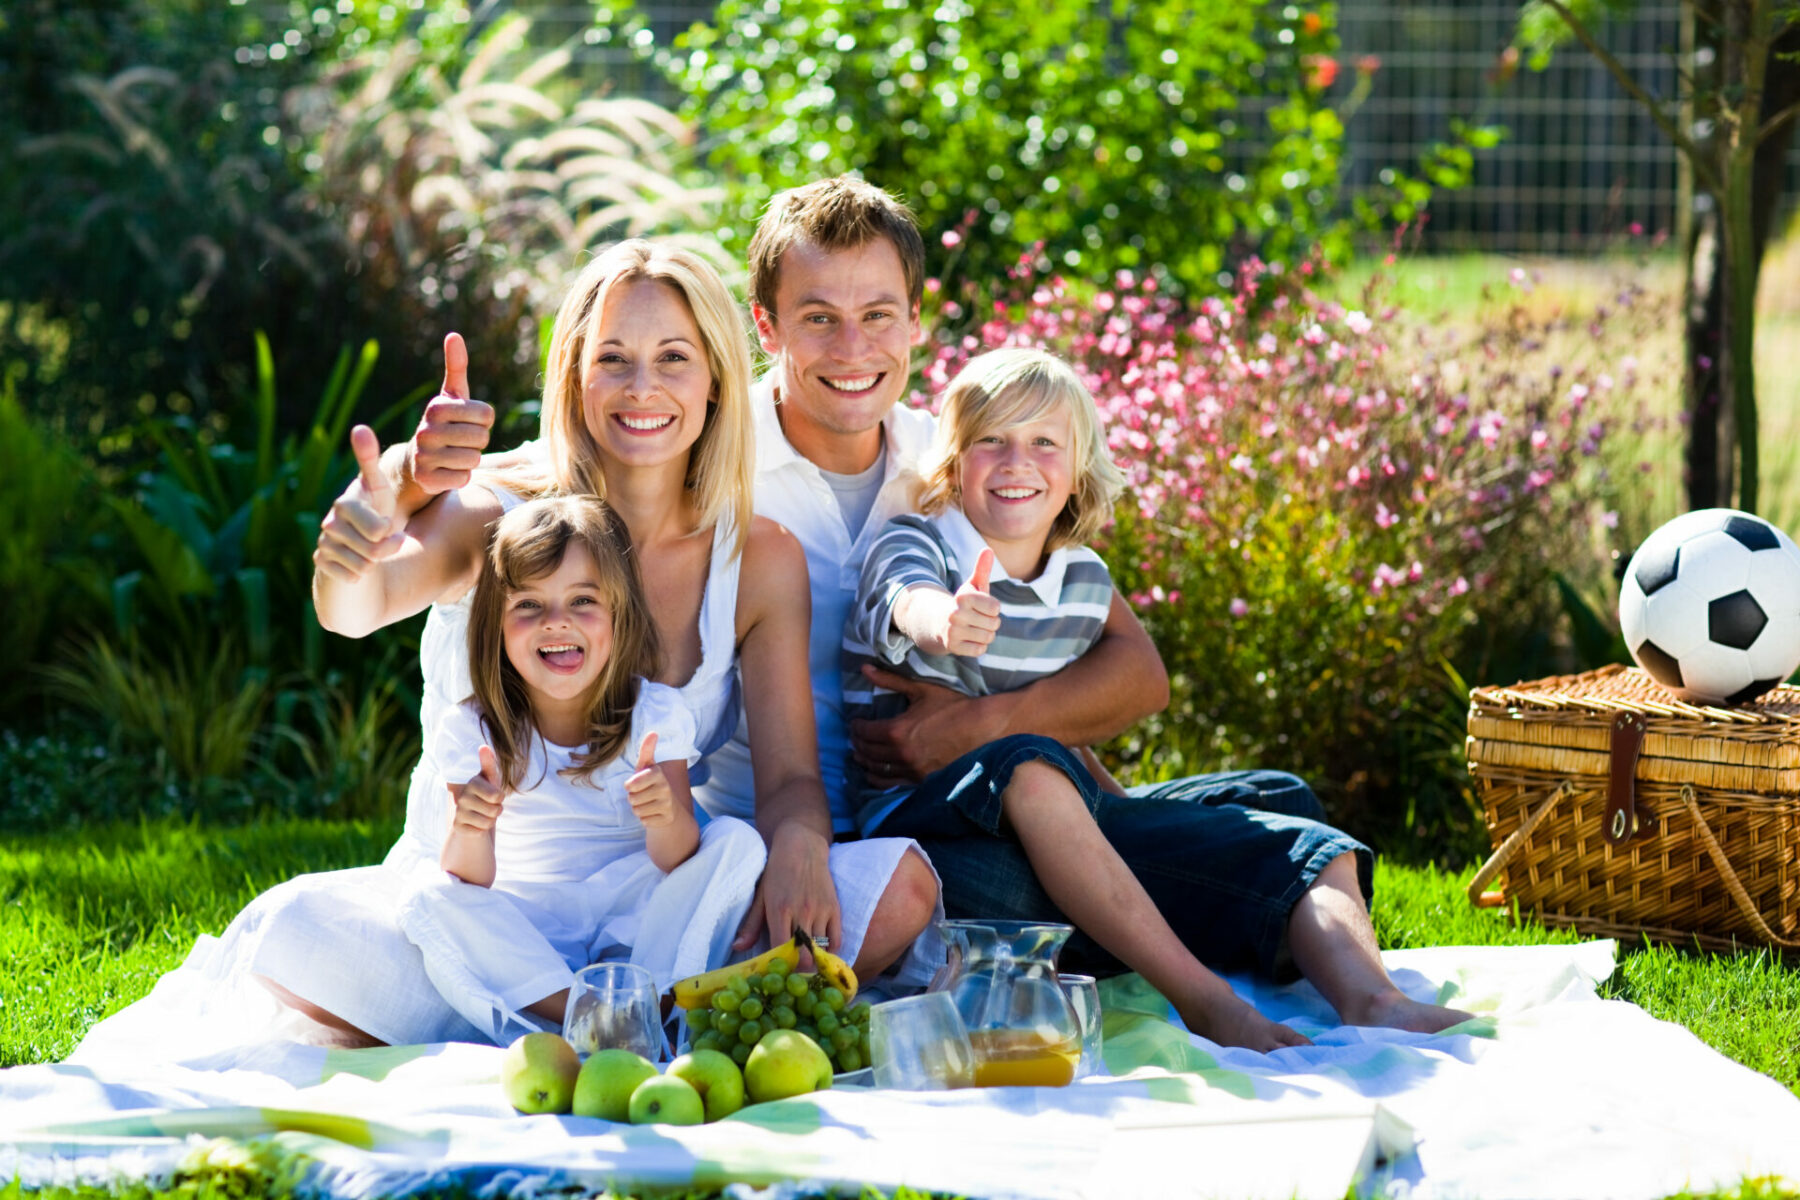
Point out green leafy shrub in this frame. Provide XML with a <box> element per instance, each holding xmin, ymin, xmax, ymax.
<box><xmin>650</xmin><ymin>0</ymin><xmax>1485</xmax><ymax>303</ymax></box>
<box><xmin>43</xmin><ymin>636</ymin><xmax>272</xmax><ymax>791</ymax></box>
<box><xmin>18</xmin><ymin>334</ymin><xmax>426</xmax><ymax>823</ymax></box>
<box><xmin>0</xmin><ymin>374</ymin><xmax>110</xmax><ymax>717</ymax></box>
<box><xmin>98</xmin><ymin>333</ymin><xmax>420</xmax><ymax>680</ymax></box>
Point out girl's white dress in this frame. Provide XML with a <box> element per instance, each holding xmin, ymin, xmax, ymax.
<box><xmin>396</xmin><ymin>685</ymin><xmax>741</xmax><ymax>1042</ymax></box>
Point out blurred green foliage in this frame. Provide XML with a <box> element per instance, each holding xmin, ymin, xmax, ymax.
<box><xmin>1</xmin><ymin>0</ymin><xmax>716</xmax><ymax>466</ymax></box>
<box><xmin>650</xmin><ymin>0</ymin><xmax>1489</xmax><ymax>302</ymax></box>
<box><xmin>0</xmin><ymin>1</ymin><xmax>425</xmax><ymax>446</ymax></box>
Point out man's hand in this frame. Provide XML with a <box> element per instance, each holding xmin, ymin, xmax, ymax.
<box><xmin>313</xmin><ymin>425</ymin><xmax>406</xmax><ymax>584</ymax></box>
<box><xmin>850</xmin><ymin>664</ymin><xmax>997</xmax><ymax>782</ymax></box>
<box><xmin>732</xmin><ymin>824</ymin><xmax>841</xmax><ymax>954</ymax></box>
<box><xmin>407</xmin><ymin>333</ymin><xmax>494</xmax><ymax>495</ymax></box>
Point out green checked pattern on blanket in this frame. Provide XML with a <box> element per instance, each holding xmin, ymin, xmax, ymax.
<box><xmin>5</xmin><ymin>943</ymin><xmax>1800</xmax><ymax>1200</ymax></box>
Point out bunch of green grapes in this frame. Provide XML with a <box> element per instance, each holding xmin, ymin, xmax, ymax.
<box><xmin>684</xmin><ymin>956</ymin><xmax>874</xmax><ymax>1073</ymax></box>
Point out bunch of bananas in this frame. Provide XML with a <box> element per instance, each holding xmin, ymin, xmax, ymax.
<box><xmin>670</xmin><ymin>927</ymin><xmax>858</xmax><ymax>1011</ymax></box>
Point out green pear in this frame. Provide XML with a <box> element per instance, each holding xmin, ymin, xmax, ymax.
<box><xmin>743</xmin><ymin>1029</ymin><xmax>833</xmax><ymax>1103</ymax></box>
<box><xmin>571</xmin><ymin>1048</ymin><xmax>659</xmax><ymax>1122</ymax></box>
<box><xmin>627</xmin><ymin>1073</ymin><xmax>705</xmax><ymax>1125</ymax></box>
<box><xmin>500</xmin><ymin>1032</ymin><xmax>580</xmax><ymax>1114</ymax></box>
<box><xmin>666</xmin><ymin>1048</ymin><xmax>746</xmax><ymax>1121</ymax></box>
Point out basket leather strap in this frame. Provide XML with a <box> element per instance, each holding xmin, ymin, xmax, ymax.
<box><xmin>1677</xmin><ymin>784</ymin><xmax>1800</xmax><ymax>948</ymax></box>
<box><xmin>1466</xmin><ymin>780</ymin><xmax>1575</xmax><ymax>907</ymax></box>
<box><xmin>1602</xmin><ymin>711</ymin><xmax>1646</xmax><ymax>847</ymax></box>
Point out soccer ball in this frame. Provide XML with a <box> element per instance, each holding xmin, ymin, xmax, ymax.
<box><xmin>1618</xmin><ymin>508</ymin><xmax>1800</xmax><ymax>704</ymax></box>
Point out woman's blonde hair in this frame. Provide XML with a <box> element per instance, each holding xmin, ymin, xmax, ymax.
<box><xmin>916</xmin><ymin>348</ymin><xmax>1126</xmax><ymax>550</ymax></box>
<box><xmin>493</xmin><ymin>239</ymin><xmax>755</xmax><ymax>557</ymax></box>
<box><xmin>467</xmin><ymin>496</ymin><xmax>660</xmax><ymax>791</ymax></box>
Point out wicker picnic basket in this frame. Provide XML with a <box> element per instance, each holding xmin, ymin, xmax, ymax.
<box><xmin>1464</xmin><ymin>663</ymin><xmax>1800</xmax><ymax>954</ymax></box>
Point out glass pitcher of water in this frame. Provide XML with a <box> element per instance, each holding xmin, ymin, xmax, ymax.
<box><xmin>930</xmin><ymin>919</ymin><xmax>1083</xmax><ymax>1087</ymax></box>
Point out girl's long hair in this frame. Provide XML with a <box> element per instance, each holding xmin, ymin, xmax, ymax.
<box><xmin>916</xmin><ymin>348</ymin><xmax>1126</xmax><ymax>550</ymax></box>
<box><xmin>467</xmin><ymin>496</ymin><xmax>661</xmax><ymax>791</ymax></box>
<box><xmin>487</xmin><ymin>239</ymin><xmax>755</xmax><ymax>559</ymax></box>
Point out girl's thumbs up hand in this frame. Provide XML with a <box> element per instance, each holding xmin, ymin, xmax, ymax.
<box><xmin>447</xmin><ymin>745</ymin><xmax>506</xmax><ymax>834</ymax></box>
<box><xmin>625</xmin><ymin>732</ymin><xmax>677</xmax><ymax>827</ymax></box>
<box><xmin>945</xmin><ymin>546</ymin><xmax>1002</xmax><ymax>656</ymax></box>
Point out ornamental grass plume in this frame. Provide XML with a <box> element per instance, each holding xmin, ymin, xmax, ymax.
<box><xmin>917</xmin><ymin>250</ymin><xmax>1660</xmax><ymax>858</ymax></box>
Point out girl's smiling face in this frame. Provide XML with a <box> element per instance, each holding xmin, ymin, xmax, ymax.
<box><xmin>502</xmin><ymin>543</ymin><xmax>615</xmax><ymax>738</ymax></box>
<box><xmin>956</xmin><ymin>405</ymin><xmax>1077</xmax><ymax>581</ymax></box>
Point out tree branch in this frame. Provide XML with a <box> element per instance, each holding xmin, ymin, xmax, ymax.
<box><xmin>1759</xmin><ymin>96</ymin><xmax>1800</xmax><ymax>145</ymax></box>
<box><xmin>1538</xmin><ymin>0</ymin><xmax>1724</xmax><ymax>192</ymax></box>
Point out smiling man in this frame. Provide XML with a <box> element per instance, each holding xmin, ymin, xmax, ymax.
<box><xmin>690</xmin><ymin>176</ymin><xmax>1170</xmax><ymax>849</ymax></box>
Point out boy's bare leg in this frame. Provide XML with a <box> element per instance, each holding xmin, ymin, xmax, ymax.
<box><xmin>1285</xmin><ymin>853</ymin><xmax>1472</xmax><ymax>1033</ymax></box>
<box><xmin>851</xmin><ymin>847</ymin><xmax>940</xmax><ymax>978</ymax></box>
<box><xmin>1002</xmin><ymin>761</ymin><xmax>1310</xmax><ymax>1053</ymax></box>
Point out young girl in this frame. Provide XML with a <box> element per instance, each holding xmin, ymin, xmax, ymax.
<box><xmin>399</xmin><ymin>494</ymin><xmax>765</xmax><ymax>1045</ymax></box>
<box><xmin>843</xmin><ymin>348</ymin><xmax>1470</xmax><ymax>1051</ymax></box>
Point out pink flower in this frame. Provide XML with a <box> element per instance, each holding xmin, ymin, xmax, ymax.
<box><xmin>1229</xmin><ymin>598</ymin><xmax>1249</xmax><ymax>617</ymax></box>
<box><xmin>1345</xmin><ymin>310</ymin><xmax>1373</xmax><ymax>336</ymax></box>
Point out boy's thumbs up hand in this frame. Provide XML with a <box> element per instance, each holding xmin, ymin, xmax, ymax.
<box><xmin>945</xmin><ymin>547</ymin><xmax>1002</xmax><ymax>657</ymax></box>
<box><xmin>313</xmin><ymin>424</ymin><xmax>407</xmax><ymax>584</ymax></box>
<box><xmin>447</xmin><ymin>745</ymin><xmax>506</xmax><ymax>834</ymax></box>
<box><xmin>964</xmin><ymin>546</ymin><xmax>995</xmax><ymax>595</ymax></box>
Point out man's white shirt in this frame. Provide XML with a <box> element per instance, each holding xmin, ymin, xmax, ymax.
<box><xmin>691</xmin><ymin>378</ymin><xmax>937</xmax><ymax>832</ymax></box>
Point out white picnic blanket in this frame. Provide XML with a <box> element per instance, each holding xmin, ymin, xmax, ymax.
<box><xmin>4</xmin><ymin>941</ymin><xmax>1798</xmax><ymax>1200</ymax></box>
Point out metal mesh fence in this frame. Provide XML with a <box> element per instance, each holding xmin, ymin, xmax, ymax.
<box><xmin>1340</xmin><ymin>2</ymin><xmax>1687</xmax><ymax>253</ymax></box>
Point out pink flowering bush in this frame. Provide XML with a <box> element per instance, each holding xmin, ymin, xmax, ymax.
<box><xmin>916</xmin><ymin>252</ymin><xmax>1662</xmax><ymax>856</ymax></box>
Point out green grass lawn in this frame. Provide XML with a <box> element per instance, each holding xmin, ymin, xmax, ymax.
<box><xmin>4</xmin><ymin>816</ymin><xmax>1798</xmax><ymax>1200</ymax></box>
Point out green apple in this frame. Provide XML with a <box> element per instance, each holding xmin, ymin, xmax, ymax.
<box><xmin>666</xmin><ymin>1048</ymin><xmax>745</xmax><ymax>1122</ymax></box>
<box><xmin>571</xmin><ymin>1048</ymin><xmax>659</xmax><ymax>1122</ymax></box>
<box><xmin>500</xmin><ymin>1031</ymin><xmax>581</xmax><ymax>1114</ymax></box>
<box><xmin>627</xmin><ymin>1073</ymin><xmax>705</xmax><ymax>1126</ymax></box>
<box><xmin>743</xmin><ymin>1029</ymin><xmax>833</xmax><ymax>1103</ymax></box>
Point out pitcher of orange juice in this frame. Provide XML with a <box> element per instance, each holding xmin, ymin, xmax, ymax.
<box><xmin>930</xmin><ymin>920</ymin><xmax>1083</xmax><ymax>1088</ymax></box>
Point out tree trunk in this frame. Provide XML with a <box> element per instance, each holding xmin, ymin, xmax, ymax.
<box><xmin>1683</xmin><ymin>7</ymin><xmax>1800</xmax><ymax>512</ymax></box>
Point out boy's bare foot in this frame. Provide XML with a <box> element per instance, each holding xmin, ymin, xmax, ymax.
<box><xmin>1343</xmin><ymin>988</ymin><xmax>1474</xmax><ymax>1034</ymax></box>
<box><xmin>1180</xmin><ymin>995</ymin><xmax>1313</xmax><ymax>1052</ymax></box>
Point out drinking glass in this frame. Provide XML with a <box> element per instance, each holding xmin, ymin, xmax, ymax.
<box><xmin>869</xmin><ymin>991</ymin><xmax>977</xmax><ymax>1090</ymax></box>
<box><xmin>564</xmin><ymin>962</ymin><xmax>664</xmax><ymax>1062</ymax></box>
<box><xmin>1058</xmin><ymin>973</ymin><xmax>1104</xmax><ymax>1079</ymax></box>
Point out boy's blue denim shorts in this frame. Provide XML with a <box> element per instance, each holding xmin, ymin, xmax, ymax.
<box><xmin>875</xmin><ymin>733</ymin><xmax>1373</xmax><ymax>983</ymax></box>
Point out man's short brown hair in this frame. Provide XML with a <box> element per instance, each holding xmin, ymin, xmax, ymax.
<box><xmin>747</xmin><ymin>176</ymin><xmax>927</xmax><ymax>320</ymax></box>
